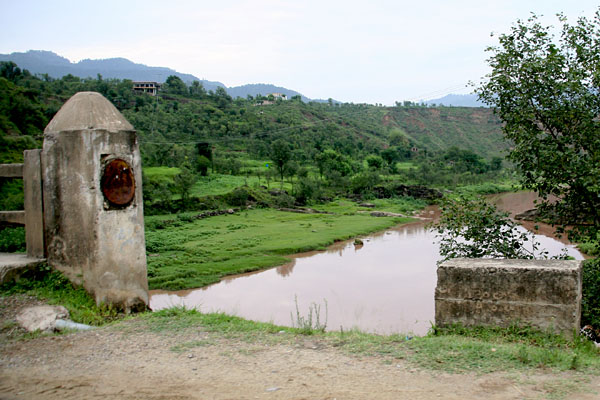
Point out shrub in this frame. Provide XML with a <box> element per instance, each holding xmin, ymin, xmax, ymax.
<box><xmin>582</xmin><ymin>259</ymin><xmax>600</xmax><ymax>328</ymax></box>
<box><xmin>0</xmin><ymin>226</ymin><xmax>25</xmax><ymax>252</ymax></box>
<box><xmin>432</xmin><ymin>195</ymin><xmax>561</xmax><ymax>261</ymax></box>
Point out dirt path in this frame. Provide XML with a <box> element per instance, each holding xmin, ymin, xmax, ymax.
<box><xmin>1</xmin><ymin>298</ymin><xmax>599</xmax><ymax>400</ymax></box>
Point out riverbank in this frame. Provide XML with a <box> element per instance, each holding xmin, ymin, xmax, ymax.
<box><xmin>1</xmin><ymin>297</ymin><xmax>599</xmax><ymax>400</ymax></box>
<box><xmin>145</xmin><ymin>197</ymin><xmax>424</xmax><ymax>290</ymax></box>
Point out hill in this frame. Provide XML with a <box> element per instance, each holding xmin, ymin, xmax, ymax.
<box><xmin>1</xmin><ymin>61</ymin><xmax>509</xmax><ymax>212</ymax></box>
<box><xmin>226</xmin><ymin>83</ymin><xmax>308</xmax><ymax>102</ymax></box>
<box><xmin>0</xmin><ymin>50</ymin><xmax>328</xmax><ymax>102</ymax></box>
<box><xmin>0</xmin><ymin>61</ymin><xmax>507</xmax><ymax>163</ymax></box>
<box><xmin>0</xmin><ymin>50</ymin><xmax>225</xmax><ymax>91</ymax></box>
<box><xmin>384</xmin><ymin>106</ymin><xmax>505</xmax><ymax>156</ymax></box>
<box><xmin>424</xmin><ymin>94</ymin><xmax>486</xmax><ymax>107</ymax></box>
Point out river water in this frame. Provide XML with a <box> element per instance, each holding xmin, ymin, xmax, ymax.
<box><xmin>149</xmin><ymin>192</ymin><xmax>584</xmax><ymax>335</ymax></box>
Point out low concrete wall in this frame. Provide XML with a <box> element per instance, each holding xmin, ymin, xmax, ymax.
<box><xmin>435</xmin><ymin>258</ymin><xmax>582</xmax><ymax>335</ymax></box>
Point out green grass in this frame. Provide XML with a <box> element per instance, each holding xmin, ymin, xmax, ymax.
<box><xmin>145</xmin><ymin>205</ymin><xmax>414</xmax><ymax>290</ymax></box>
<box><xmin>189</xmin><ymin>174</ymin><xmax>263</xmax><ymax>197</ymax></box>
<box><xmin>141</xmin><ymin>307</ymin><xmax>600</xmax><ymax>374</ymax></box>
<box><xmin>395</xmin><ymin>161</ymin><xmax>416</xmax><ymax>171</ymax></box>
<box><xmin>143</xmin><ymin>166</ymin><xmax>181</xmax><ymax>181</ymax></box>
<box><xmin>0</xmin><ymin>266</ymin><xmax>122</xmax><ymax>326</ymax></box>
<box><xmin>311</xmin><ymin>197</ymin><xmax>426</xmax><ymax>215</ymax></box>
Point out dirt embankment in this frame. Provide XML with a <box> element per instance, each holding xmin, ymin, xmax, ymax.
<box><xmin>1</xmin><ymin>296</ymin><xmax>599</xmax><ymax>400</ymax></box>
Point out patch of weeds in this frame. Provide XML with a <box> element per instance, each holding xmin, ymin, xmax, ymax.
<box><xmin>0</xmin><ymin>265</ymin><xmax>123</xmax><ymax>326</ymax></box>
<box><xmin>415</xmin><ymin>323</ymin><xmax>600</xmax><ymax>373</ymax></box>
<box><xmin>0</xmin><ymin>226</ymin><xmax>26</xmax><ymax>252</ymax></box>
<box><xmin>143</xmin><ymin>306</ymin><xmax>203</xmax><ymax>332</ymax></box>
<box><xmin>290</xmin><ymin>296</ymin><xmax>328</xmax><ymax>335</ymax></box>
<box><xmin>541</xmin><ymin>377</ymin><xmax>594</xmax><ymax>400</ymax></box>
<box><xmin>332</xmin><ymin>328</ymin><xmax>411</xmax><ymax>359</ymax></box>
<box><xmin>144</xmin><ymin>307</ymin><xmax>289</xmax><ymax>341</ymax></box>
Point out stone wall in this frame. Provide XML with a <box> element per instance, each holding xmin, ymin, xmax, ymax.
<box><xmin>435</xmin><ymin>258</ymin><xmax>582</xmax><ymax>335</ymax></box>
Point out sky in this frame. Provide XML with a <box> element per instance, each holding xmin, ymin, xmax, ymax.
<box><xmin>1</xmin><ymin>0</ymin><xmax>598</xmax><ymax>104</ymax></box>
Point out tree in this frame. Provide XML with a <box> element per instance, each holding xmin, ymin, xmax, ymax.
<box><xmin>433</xmin><ymin>196</ymin><xmax>553</xmax><ymax>262</ymax></box>
<box><xmin>165</xmin><ymin>75</ymin><xmax>187</xmax><ymax>95</ymax></box>
<box><xmin>270</xmin><ymin>139</ymin><xmax>292</xmax><ymax>188</ymax></box>
<box><xmin>196</xmin><ymin>142</ymin><xmax>212</xmax><ymax>176</ymax></box>
<box><xmin>477</xmin><ymin>11</ymin><xmax>600</xmax><ymax>240</ymax></box>
<box><xmin>189</xmin><ymin>80</ymin><xmax>206</xmax><ymax>98</ymax></box>
<box><xmin>174</xmin><ymin>163</ymin><xmax>196</xmax><ymax>206</ymax></box>
<box><xmin>365</xmin><ymin>154</ymin><xmax>384</xmax><ymax>170</ymax></box>
<box><xmin>314</xmin><ymin>149</ymin><xmax>354</xmax><ymax>179</ymax></box>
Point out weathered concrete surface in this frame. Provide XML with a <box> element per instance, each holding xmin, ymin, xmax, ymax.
<box><xmin>0</xmin><ymin>253</ymin><xmax>46</xmax><ymax>284</ymax></box>
<box><xmin>23</xmin><ymin>149</ymin><xmax>45</xmax><ymax>258</ymax></box>
<box><xmin>435</xmin><ymin>258</ymin><xmax>582</xmax><ymax>335</ymax></box>
<box><xmin>42</xmin><ymin>92</ymin><xmax>148</xmax><ymax>312</ymax></box>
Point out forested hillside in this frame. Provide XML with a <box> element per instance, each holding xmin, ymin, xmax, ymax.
<box><xmin>0</xmin><ymin>61</ymin><xmax>511</xmax><ymax>212</ymax></box>
<box><xmin>0</xmin><ymin>61</ymin><xmax>507</xmax><ymax>160</ymax></box>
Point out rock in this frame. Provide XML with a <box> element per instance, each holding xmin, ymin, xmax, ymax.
<box><xmin>227</xmin><ymin>209</ymin><xmax>235</xmax><ymax>214</ymax></box>
<box><xmin>354</xmin><ymin>238</ymin><xmax>364</xmax><ymax>245</ymax></box>
<box><xmin>370</xmin><ymin>211</ymin><xmax>407</xmax><ymax>217</ymax></box>
<box><xmin>358</xmin><ymin>203</ymin><xmax>376</xmax><ymax>208</ymax></box>
<box><xmin>372</xmin><ymin>184</ymin><xmax>443</xmax><ymax>200</ymax></box>
<box><xmin>278</xmin><ymin>208</ymin><xmax>329</xmax><ymax>214</ymax></box>
<box><xmin>16</xmin><ymin>305</ymin><xmax>69</xmax><ymax>332</ymax></box>
<box><xmin>515</xmin><ymin>208</ymin><xmax>539</xmax><ymax>221</ymax></box>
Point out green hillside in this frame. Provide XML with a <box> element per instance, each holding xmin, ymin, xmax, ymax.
<box><xmin>385</xmin><ymin>106</ymin><xmax>507</xmax><ymax>158</ymax></box>
<box><xmin>0</xmin><ymin>61</ymin><xmax>507</xmax><ymax>165</ymax></box>
<box><xmin>0</xmin><ymin>61</ymin><xmax>513</xmax><ymax>214</ymax></box>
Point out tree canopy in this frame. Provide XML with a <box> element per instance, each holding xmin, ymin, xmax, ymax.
<box><xmin>477</xmin><ymin>11</ymin><xmax>600</xmax><ymax>240</ymax></box>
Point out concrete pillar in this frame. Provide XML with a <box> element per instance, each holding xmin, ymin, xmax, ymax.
<box><xmin>42</xmin><ymin>92</ymin><xmax>148</xmax><ymax>312</ymax></box>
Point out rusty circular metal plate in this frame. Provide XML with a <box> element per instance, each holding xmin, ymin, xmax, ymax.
<box><xmin>101</xmin><ymin>159</ymin><xmax>135</xmax><ymax>207</ymax></box>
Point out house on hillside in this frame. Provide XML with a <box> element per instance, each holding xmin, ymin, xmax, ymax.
<box><xmin>255</xmin><ymin>92</ymin><xmax>288</xmax><ymax>106</ymax></box>
<box><xmin>269</xmin><ymin>93</ymin><xmax>287</xmax><ymax>100</ymax></box>
<box><xmin>132</xmin><ymin>81</ymin><xmax>161</xmax><ymax>96</ymax></box>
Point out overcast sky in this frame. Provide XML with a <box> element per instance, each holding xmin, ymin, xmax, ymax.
<box><xmin>1</xmin><ymin>0</ymin><xmax>598</xmax><ymax>104</ymax></box>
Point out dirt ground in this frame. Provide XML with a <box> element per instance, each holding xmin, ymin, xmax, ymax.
<box><xmin>1</xmin><ymin>296</ymin><xmax>599</xmax><ymax>400</ymax></box>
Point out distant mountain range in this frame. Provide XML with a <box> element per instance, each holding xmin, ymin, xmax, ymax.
<box><xmin>0</xmin><ymin>50</ymin><xmax>484</xmax><ymax>106</ymax></box>
<box><xmin>424</xmin><ymin>94</ymin><xmax>486</xmax><ymax>107</ymax></box>
<box><xmin>0</xmin><ymin>50</ymin><xmax>317</xmax><ymax>101</ymax></box>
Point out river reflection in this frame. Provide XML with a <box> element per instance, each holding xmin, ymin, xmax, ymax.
<box><xmin>150</xmin><ymin>192</ymin><xmax>584</xmax><ymax>336</ymax></box>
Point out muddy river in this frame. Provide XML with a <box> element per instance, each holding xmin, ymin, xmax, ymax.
<box><xmin>150</xmin><ymin>192</ymin><xmax>584</xmax><ymax>335</ymax></box>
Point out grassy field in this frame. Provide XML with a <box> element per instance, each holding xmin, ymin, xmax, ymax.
<box><xmin>145</xmin><ymin>198</ymin><xmax>422</xmax><ymax>290</ymax></box>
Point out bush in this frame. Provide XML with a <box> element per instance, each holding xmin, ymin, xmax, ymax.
<box><xmin>295</xmin><ymin>177</ymin><xmax>321</xmax><ymax>205</ymax></box>
<box><xmin>350</xmin><ymin>171</ymin><xmax>381</xmax><ymax>195</ymax></box>
<box><xmin>0</xmin><ymin>226</ymin><xmax>25</xmax><ymax>252</ymax></box>
<box><xmin>582</xmin><ymin>259</ymin><xmax>600</xmax><ymax>328</ymax></box>
<box><xmin>433</xmin><ymin>195</ymin><xmax>556</xmax><ymax>261</ymax></box>
<box><xmin>272</xmin><ymin>192</ymin><xmax>296</xmax><ymax>208</ymax></box>
<box><xmin>224</xmin><ymin>186</ymin><xmax>252</xmax><ymax>206</ymax></box>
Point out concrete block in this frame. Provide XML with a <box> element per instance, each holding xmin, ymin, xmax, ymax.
<box><xmin>435</xmin><ymin>258</ymin><xmax>582</xmax><ymax>335</ymax></box>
